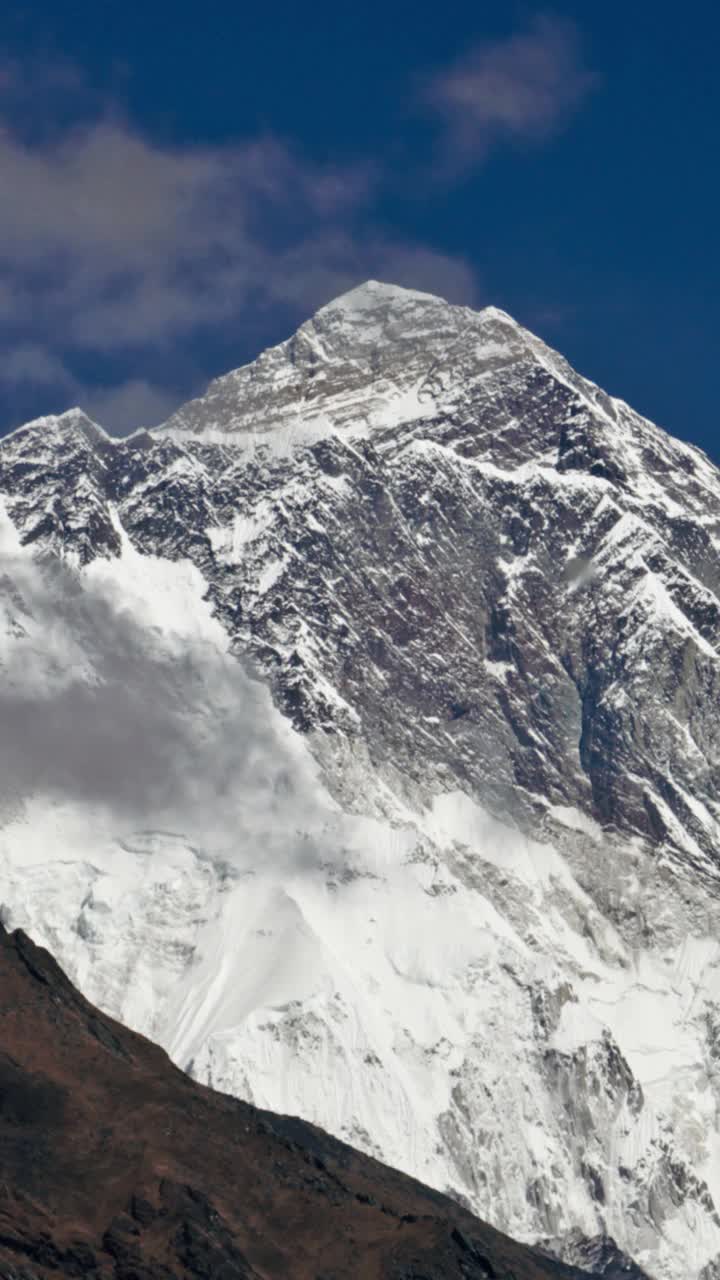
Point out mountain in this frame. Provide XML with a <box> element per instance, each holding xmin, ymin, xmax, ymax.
<box><xmin>0</xmin><ymin>919</ymin><xmax>594</xmax><ymax>1280</ymax></box>
<box><xmin>1</xmin><ymin>281</ymin><xmax>720</xmax><ymax>1278</ymax></box>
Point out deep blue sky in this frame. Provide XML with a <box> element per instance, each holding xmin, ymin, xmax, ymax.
<box><xmin>0</xmin><ymin>1</ymin><xmax>718</xmax><ymax>460</ymax></box>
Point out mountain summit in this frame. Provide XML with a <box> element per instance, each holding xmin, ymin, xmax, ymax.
<box><xmin>1</xmin><ymin>285</ymin><xmax>720</xmax><ymax>1279</ymax></box>
<box><xmin>158</xmin><ymin>281</ymin><xmax>526</xmax><ymax>444</ymax></box>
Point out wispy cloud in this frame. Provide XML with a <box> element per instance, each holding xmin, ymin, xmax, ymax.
<box><xmin>80</xmin><ymin>380</ymin><xmax>184</xmax><ymax>433</ymax></box>
<box><xmin>423</xmin><ymin>15</ymin><xmax>597</xmax><ymax>170</ymax></box>
<box><xmin>0</xmin><ymin>345</ymin><xmax>180</xmax><ymax>433</ymax></box>
<box><xmin>0</xmin><ymin>344</ymin><xmax>74</xmax><ymax>389</ymax></box>
<box><xmin>0</xmin><ymin>119</ymin><xmax>374</xmax><ymax>349</ymax></box>
<box><xmin>0</xmin><ymin>18</ymin><xmax>596</xmax><ymax>433</ymax></box>
<box><xmin>0</xmin><ymin>93</ymin><xmax>478</xmax><ymax>430</ymax></box>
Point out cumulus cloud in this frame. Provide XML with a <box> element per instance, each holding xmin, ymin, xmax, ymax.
<box><xmin>423</xmin><ymin>14</ymin><xmax>597</xmax><ymax>169</ymax></box>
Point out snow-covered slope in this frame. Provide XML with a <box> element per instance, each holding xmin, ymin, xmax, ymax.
<box><xmin>2</xmin><ymin>282</ymin><xmax>720</xmax><ymax>1279</ymax></box>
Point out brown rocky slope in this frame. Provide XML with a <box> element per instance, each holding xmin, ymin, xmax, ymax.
<box><xmin>0</xmin><ymin>923</ymin><xmax>593</xmax><ymax>1280</ymax></box>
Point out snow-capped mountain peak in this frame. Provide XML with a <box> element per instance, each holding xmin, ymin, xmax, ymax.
<box><xmin>157</xmin><ymin>282</ymin><xmax>531</xmax><ymax>447</ymax></box>
<box><xmin>2</xmin><ymin>284</ymin><xmax>720</xmax><ymax>1278</ymax></box>
<box><xmin>315</xmin><ymin>277</ymin><xmax>446</xmax><ymax>311</ymax></box>
<box><xmin>4</xmin><ymin>405</ymin><xmax>106</xmax><ymax>446</ymax></box>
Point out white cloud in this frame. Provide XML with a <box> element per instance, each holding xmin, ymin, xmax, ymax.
<box><xmin>424</xmin><ymin>15</ymin><xmax>597</xmax><ymax>169</ymax></box>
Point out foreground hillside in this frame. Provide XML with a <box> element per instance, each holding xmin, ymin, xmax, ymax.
<box><xmin>0</xmin><ymin>922</ymin><xmax>593</xmax><ymax>1280</ymax></box>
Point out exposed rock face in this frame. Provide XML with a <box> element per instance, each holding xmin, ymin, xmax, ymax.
<box><xmin>0</xmin><ymin>921</ymin><xmax>591</xmax><ymax>1280</ymax></box>
<box><xmin>539</xmin><ymin>1231</ymin><xmax>653</xmax><ymax>1278</ymax></box>
<box><xmin>5</xmin><ymin>285</ymin><xmax>719</xmax><ymax>855</ymax></box>
<box><xmin>2</xmin><ymin>281</ymin><xmax>720</xmax><ymax>1277</ymax></box>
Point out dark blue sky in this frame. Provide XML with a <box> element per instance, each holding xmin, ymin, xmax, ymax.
<box><xmin>0</xmin><ymin>1</ymin><xmax>718</xmax><ymax>460</ymax></box>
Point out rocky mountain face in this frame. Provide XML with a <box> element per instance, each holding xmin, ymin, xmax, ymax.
<box><xmin>1</xmin><ymin>282</ymin><xmax>720</xmax><ymax>1278</ymax></box>
<box><xmin>538</xmin><ymin>1230</ymin><xmax>653</xmax><ymax>1279</ymax></box>
<box><xmin>0</xmin><ymin>920</ymin><xmax>593</xmax><ymax>1280</ymax></box>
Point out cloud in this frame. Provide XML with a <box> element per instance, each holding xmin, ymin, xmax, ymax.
<box><xmin>423</xmin><ymin>14</ymin><xmax>597</xmax><ymax>169</ymax></box>
<box><xmin>0</xmin><ymin>96</ymin><xmax>473</xmax><ymax>365</ymax></box>
<box><xmin>80</xmin><ymin>379</ymin><xmax>184</xmax><ymax>433</ymax></box>
<box><xmin>0</xmin><ymin>119</ymin><xmax>369</xmax><ymax>348</ymax></box>
<box><xmin>0</xmin><ymin>92</ymin><xmax>481</xmax><ymax>431</ymax></box>
<box><xmin>0</xmin><ymin>20</ymin><xmax>594</xmax><ymax>432</ymax></box>
<box><xmin>0</xmin><ymin>56</ymin><xmax>93</xmax><ymax>139</ymax></box>
<box><xmin>0</xmin><ymin>546</ymin><xmax>328</xmax><ymax>862</ymax></box>
<box><xmin>0</xmin><ymin>345</ymin><xmax>74</xmax><ymax>388</ymax></box>
<box><xmin>0</xmin><ymin>346</ymin><xmax>183</xmax><ymax>433</ymax></box>
<box><xmin>258</xmin><ymin>233</ymin><xmax>479</xmax><ymax>312</ymax></box>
